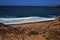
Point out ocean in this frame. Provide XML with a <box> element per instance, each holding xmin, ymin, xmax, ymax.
<box><xmin>0</xmin><ymin>6</ymin><xmax>60</xmax><ymax>24</ymax></box>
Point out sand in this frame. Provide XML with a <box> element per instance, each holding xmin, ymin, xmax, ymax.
<box><xmin>0</xmin><ymin>17</ymin><xmax>60</xmax><ymax>40</ymax></box>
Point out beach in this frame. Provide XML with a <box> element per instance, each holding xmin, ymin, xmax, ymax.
<box><xmin>0</xmin><ymin>17</ymin><xmax>60</xmax><ymax>40</ymax></box>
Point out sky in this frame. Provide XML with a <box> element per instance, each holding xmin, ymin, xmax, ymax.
<box><xmin>0</xmin><ymin>0</ymin><xmax>60</xmax><ymax>6</ymax></box>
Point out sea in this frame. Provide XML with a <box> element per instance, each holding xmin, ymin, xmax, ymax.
<box><xmin>0</xmin><ymin>6</ymin><xmax>60</xmax><ymax>24</ymax></box>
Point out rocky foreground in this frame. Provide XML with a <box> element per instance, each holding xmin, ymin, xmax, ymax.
<box><xmin>0</xmin><ymin>17</ymin><xmax>60</xmax><ymax>40</ymax></box>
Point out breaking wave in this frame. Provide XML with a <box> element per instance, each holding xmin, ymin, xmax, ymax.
<box><xmin>0</xmin><ymin>16</ymin><xmax>56</xmax><ymax>25</ymax></box>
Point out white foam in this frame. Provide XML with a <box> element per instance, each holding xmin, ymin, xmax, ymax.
<box><xmin>0</xmin><ymin>16</ymin><xmax>55</xmax><ymax>25</ymax></box>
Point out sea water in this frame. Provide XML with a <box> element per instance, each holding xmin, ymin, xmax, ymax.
<box><xmin>0</xmin><ymin>6</ymin><xmax>60</xmax><ymax>24</ymax></box>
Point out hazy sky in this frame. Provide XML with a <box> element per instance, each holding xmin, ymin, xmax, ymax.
<box><xmin>0</xmin><ymin>0</ymin><xmax>60</xmax><ymax>6</ymax></box>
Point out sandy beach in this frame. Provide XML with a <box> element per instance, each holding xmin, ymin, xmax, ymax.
<box><xmin>0</xmin><ymin>17</ymin><xmax>60</xmax><ymax>40</ymax></box>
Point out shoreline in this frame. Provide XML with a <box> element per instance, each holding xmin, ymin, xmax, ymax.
<box><xmin>8</xmin><ymin>20</ymin><xmax>54</xmax><ymax>25</ymax></box>
<box><xmin>1</xmin><ymin>19</ymin><xmax>55</xmax><ymax>25</ymax></box>
<box><xmin>0</xmin><ymin>16</ymin><xmax>55</xmax><ymax>25</ymax></box>
<box><xmin>0</xmin><ymin>17</ymin><xmax>60</xmax><ymax>40</ymax></box>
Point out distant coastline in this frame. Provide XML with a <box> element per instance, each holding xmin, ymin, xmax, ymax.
<box><xmin>55</xmin><ymin>5</ymin><xmax>60</xmax><ymax>8</ymax></box>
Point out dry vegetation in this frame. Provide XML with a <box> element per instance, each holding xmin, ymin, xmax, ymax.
<box><xmin>0</xmin><ymin>17</ymin><xmax>60</xmax><ymax>40</ymax></box>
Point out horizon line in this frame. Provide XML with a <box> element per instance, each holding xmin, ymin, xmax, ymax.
<box><xmin>0</xmin><ymin>5</ymin><xmax>58</xmax><ymax>6</ymax></box>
